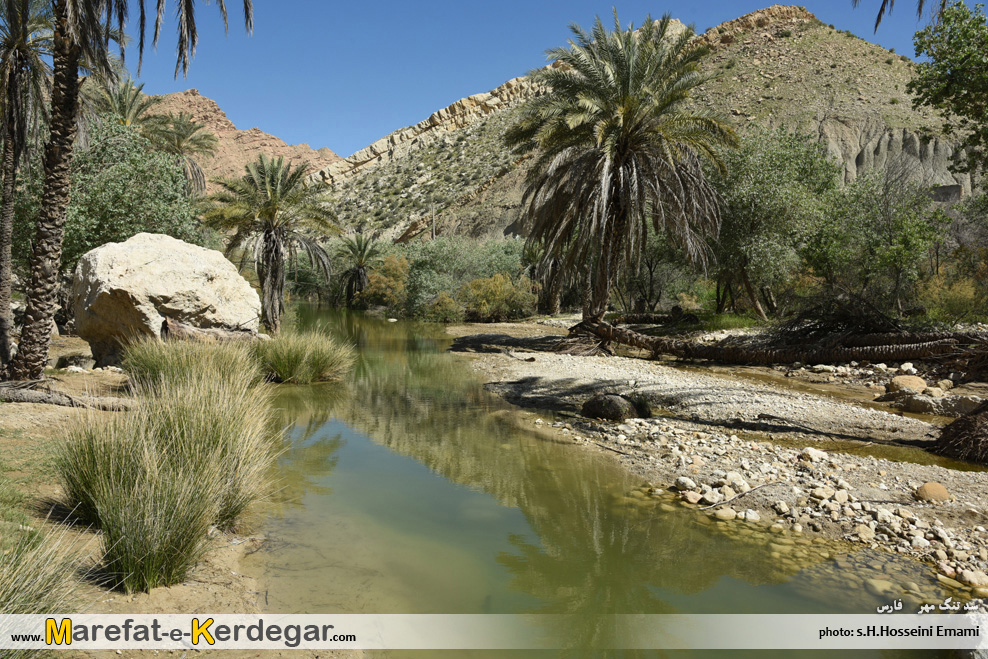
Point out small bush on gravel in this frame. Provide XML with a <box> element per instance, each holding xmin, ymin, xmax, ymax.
<box><xmin>459</xmin><ymin>274</ymin><xmax>538</xmax><ymax>322</ymax></box>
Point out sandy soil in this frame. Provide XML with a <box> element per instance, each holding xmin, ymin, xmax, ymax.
<box><xmin>448</xmin><ymin>321</ymin><xmax>988</xmax><ymax>603</ymax></box>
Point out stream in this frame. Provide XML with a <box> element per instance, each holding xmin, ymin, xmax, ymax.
<box><xmin>242</xmin><ymin>310</ymin><xmax>958</xmax><ymax>658</ymax></box>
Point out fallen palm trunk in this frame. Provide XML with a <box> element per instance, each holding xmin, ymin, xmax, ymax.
<box><xmin>0</xmin><ymin>382</ymin><xmax>133</xmax><ymax>410</ymax></box>
<box><xmin>573</xmin><ymin>320</ymin><xmax>960</xmax><ymax>365</ymax></box>
<box><xmin>161</xmin><ymin>317</ymin><xmax>262</xmax><ymax>343</ymax></box>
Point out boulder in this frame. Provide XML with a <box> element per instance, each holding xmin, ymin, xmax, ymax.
<box><xmin>581</xmin><ymin>393</ymin><xmax>636</xmax><ymax>421</ymax></box>
<box><xmin>886</xmin><ymin>375</ymin><xmax>927</xmax><ymax>394</ymax></box>
<box><xmin>896</xmin><ymin>394</ymin><xmax>983</xmax><ymax>417</ymax></box>
<box><xmin>914</xmin><ymin>482</ymin><xmax>951</xmax><ymax>502</ymax></box>
<box><xmin>73</xmin><ymin>233</ymin><xmax>261</xmax><ymax>365</ymax></box>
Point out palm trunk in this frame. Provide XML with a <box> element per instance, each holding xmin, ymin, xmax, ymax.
<box><xmin>8</xmin><ymin>4</ymin><xmax>79</xmax><ymax>381</ymax></box>
<box><xmin>259</xmin><ymin>229</ymin><xmax>285</xmax><ymax>334</ymax></box>
<box><xmin>574</xmin><ymin>320</ymin><xmax>960</xmax><ymax>365</ymax></box>
<box><xmin>0</xmin><ymin>69</ymin><xmax>19</xmax><ymax>372</ymax></box>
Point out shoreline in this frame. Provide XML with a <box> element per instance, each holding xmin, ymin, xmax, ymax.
<box><xmin>447</xmin><ymin>322</ymin><xmax>988</xmax><ymax>606</ymax></box>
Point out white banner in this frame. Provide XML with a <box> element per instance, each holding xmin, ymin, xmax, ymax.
<box><xmin>0</xmin><ymin>614</ymin><xmax>986</xmax><ymax>650</ymax></box>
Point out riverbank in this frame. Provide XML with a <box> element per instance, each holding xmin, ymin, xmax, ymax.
<box><xmin>0</xmin><ymin>336</ymin><xmax>361</xmax><ymax>659</ymax></box>
<box><xmin>448</xmin><ymin>322</ymin><xmax>988</xmax><ymax>605</ymax></box>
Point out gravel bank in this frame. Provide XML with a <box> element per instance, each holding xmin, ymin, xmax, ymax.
<box><xmin>449</xmin><ymin>326</ymin><xmax>988</xmax><ymax>604</ymax></box>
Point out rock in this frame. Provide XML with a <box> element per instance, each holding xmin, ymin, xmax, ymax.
<box><xmin>912</xmin><ymin>536</ymin><xmax>931</xmax><ymax>549</ymax></box>
<box><xmin>799</xmin><ymin>447</ymin><xmax>827</xmax><ymax>462</ymax></box>
<box><xmin>73</xmin><ymin>234</ymin><xmax>261</xmax><ymax>366</ymax></box>
<box><xmin>681</xmin><ymin>491</ymin><xmax>703</xmax><ymax>504</ymax></box>
<box><xmin>55</xmin><ymin>352</ymin><xmax>95</xmax><ymax>370</ymax></box>
<box><xmin>915</xmin><ymin>482</ymin><xmax>951</xmax><ymax>502</ymax></box>
<box><xmin>922</xmin><ymin>387</ymin><xmax>945</xmax><ymax>398</ymax></box>
<box><xmin>713</xmin><ymin>508</ymin><xmax>737</xmax><ymax>521</ymax></box>
<box><xmin>960</xmin><ymin>571</ymin><xmax>988</xmax><ymax>587</ymax></box>
<box><xmin>811</xmin><ymin>364</ymin><xmax>836</xmax><ymax>373</ymax></box>
<box><xmin>833</xmin><ymin>490</ymin><xmax>849</xmax><ymax>504</ymax></box>
<box><xmin>886</xmin><ymin>375</ymin><xmax>927</xmax><ymax>394</ymax></box>
<box><xmin>810</xmin><ymin>486</ymin><xmax>835</xmax><ymax>500</ymax></box>
<box><xmin>936</xmin><ymin>573</ymin><xmax>964</xmax><ymax>589</ymax></box>
<box><xmin>938</xmin><ymin>379</ymin><xmax>954</xmax><ymax>391</ymax></box>
<box><xmin>864</xmin><ymin>578</ymin><xmax>895</xmax><ymax>596</ymax></box>
<box><xmin>773</xmin><ymin>501</ymin><xmax>790</xmax><ymax>515</ymax></box>
<box><xmin>674</xmin><ymin>476</ymin><xmax>698</xmax><ymax>492</ymax></box>
<box><xmin>744</xmin><ymin>509</ymin><xmax>761</xmax><ymax>522</ymax></box>
<box><xmin>701</xmin><ymin>491</ymin><xmax>724</xmax><ymax>506</ymax></box>
<box><xmin>939</xmin><ymin>395</ymin><xmax>983</xmax><ymax>416</ymax></box>
<box><xmin>899</xmin><ymin>362</ymin><xmax>915</xmax><ymax>372</ymax></box>
<box><xmin>854</xmin><ymin>524</ymin><xmax>876</xmax><ymax>541</ymax></box>
<box><xmin>720</xmin><ymin>486</ymin><xmax>737</xmax><ymax>500</ymax></box>
<box><xmin>582</xmin><ymin>393</ymin><xmax>636</xmax><ymax>421</ymax></box>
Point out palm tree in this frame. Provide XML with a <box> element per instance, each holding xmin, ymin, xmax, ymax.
<box><xmin>8</xmin><ymin>0</ymin><xmax>252</xmax><ymax>380</ymax></box>
<box><xmin>204</xmin><ymin>155</ymin><xmax>338</xmax><ymax>334</ymax></box>
<box><xmin>0</xmin><ymin>0</ymin><xmax>52</xmax><ymax>373</ymax></box>
<box><xmin>84</xmin><ymin>76</ymin><xmax>162</xmax><ymax>127</ymax></box>
<box><xmin>337</xmin><ymin>234</ymin><xmax>381</xmax><ymax>307</ymax></box>
<box><xmin>152</xmin><ymin>112</ymin><xmax>218</xmax><ymax>196</ymax></box>
<box><xmin>853</xmin><ymin>0</ymin><xmax>947</xmax><ymax>29</ymax></box>
<box><xmin>504</xmin><ymin>13</ymin><xmax>737</xmax><ymax>322</ymax></box>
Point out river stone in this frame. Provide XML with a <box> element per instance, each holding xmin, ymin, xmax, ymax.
<box><xmin>864</xmin><ymin>578</ymin><xmax>895</xmax><ymax>597</ymax></box>
<box><xmin>581</xmin><ymin>393</ymin><xmax>636</xmax><ymax>421</ymax></box>
<box><xmin>959</xmin><ymin>570</ymin><xmax>988</xmax><ymax>587</ymax></box>
<box><xmin>73</xmin><ymin>233</ymin><xmax>261</xmax><ymax>366</ymax></box>
<box><xmin>915</xmin><ymin>482</ymin><xmax>951</xmax><ymax>502</ymax></box>
<box><xmin>886</xmin><ymin>375</ymin><xmax>928</xmax><ymax>394</ymax></box>
<box><xmin>681</xmin><ymin>491</ymin><xmax>703</xmax><ymax>504</ymax></box>
<box><xmin>674</xmin><ymin>476</ymin><xmax>698</xmax><ymax>491</ymax></box>
<box><xmin>713</xmin><ymin>508</ymin><xmax>737</xmax><ymax>521</ymax></box>
<box><xmin>799</xmin><ymin>447</ymin><xmax>827</xmax><ymax>462</ymax></box>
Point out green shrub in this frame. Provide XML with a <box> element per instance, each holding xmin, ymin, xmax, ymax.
<box><xmin>122</xmin><ymin>338</ymin><xmax>262</xmax><ymax>390</ymax></box>
<box><xmin>422</xmin><ymin>292</ymin><xmax>464</xmax><ymax>323</ymax></box>
<box><xmin>253</xmin><ymin>332</ymin><xmax>355</xmax><ymax>384</ymax></box>
<box><xmin>459</xmin><ymin>274</ymin><xmax>538</xmax><ymax>322</ymax></box>
<box><xmin>779</xmin><ymin>29</ymin><xmax>792</xmax><ymax>38</ymax></box>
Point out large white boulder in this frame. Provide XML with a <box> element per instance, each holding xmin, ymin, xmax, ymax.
<box><xmin>73</xmin><ymin>233</ymin><xmax>261</xmax><ymax>365</ymax></box>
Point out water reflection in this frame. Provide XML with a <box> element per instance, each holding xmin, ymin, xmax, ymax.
<box><xmin>243</xmin><ymin>310</ymin><xmax>954</xmax><ymax>657</ymax></box>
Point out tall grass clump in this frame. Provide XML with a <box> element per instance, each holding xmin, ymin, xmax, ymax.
<box><xmin>0</xmin><ymin>527</ymin><xmax>78</xmax><ymax>657</ymax></box>
<box><xmin>253</xmin><ymin>331</ymin><xmax>355</xmax><ymax>384</ymax></box>
<box><xmin>122</xmin><ymin>337</ymin><xmax>262</xmax><ymax>389</ymax></box>
<box><xmin>56</xmin><ymin>340</ymin><xmax>280</xmax><ymax>593</ymax></box>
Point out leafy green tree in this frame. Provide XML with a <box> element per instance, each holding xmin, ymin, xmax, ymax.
<box><xmin>204</xmin><ymin>155</ymin><xmax>338</xmax><ymax>334</ymax></box>
<box><xmin>804</xmin><ymin>164</ymin><xmax>950</xmax><ymax>314</ymax></box>
<box><xmin>12</xmin><ymin>121</ymin><xmax>199</xmax><ymax>272</ymax></box>
<box><xmin>0</xmin><ymin>0</ymin><xmax>51</xmax><ymax>372</ymax></box>
<box><xmin>711</xmin><ymin>128</ymin><xmax>841</xmax><ymax>319</ymax></box>
<box><xmin>910</xmin><ymin>1</ymin><xmax>988</xmax><ymax>179</ymax></box>
<box><xmin>505</xmin><ymin>12</ymin><xmax>736</xmax><ymax>322</ymax></box>
<box><xmin>9</xmin><ymin>0</ymin><xmax>252</xmax><ymax>381</ymax></box>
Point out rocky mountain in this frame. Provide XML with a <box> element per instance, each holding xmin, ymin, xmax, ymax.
<box><xmin>316</xmin><ymin>4</ymin><xmax>969</xmax><ymax>242</ymax></box>
<box><xmin>153</xmin><ymin>89</ymin><xmax>341</xmax><ymax>191</ymax></box>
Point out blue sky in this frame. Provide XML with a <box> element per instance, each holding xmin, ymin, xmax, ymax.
<box><xmin>128</xmin><ymin>1</ymin><xmax>936</xmax><ymax>158</ymax></box>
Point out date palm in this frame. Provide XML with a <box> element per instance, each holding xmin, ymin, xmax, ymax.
<box><xmin>152</xmin><ymin>112</ymin><xmax>218</xmax><ymax>196</ymax></box>
<box><xmin>505</xmin><ymin>12</ymin><xmax>736</xmax><ymax>322</ymax></box>
<box><xmin>337</xmin><ymin>234</ymin><xmax>381</xmax><ymax>307</ymax></box>
<box><xmin>8</xmin><ymin>0</ymin><xmax>253</xmax><ymax>380</ymax></box>
<box><xmin>204</xmin><ymin>155</ymin><xmax>338</xmax><ymax>334</ymax></box>
<box><xmin>0</xmin><ymin>0</ymin><xmax>52</xmax><ymax>373</ymax></box>
<box><xmin>853</xmin><ymin>0</ymin><xmax>947</xmax><ymax>29</ymax></box>
<box><xmin>85</xmin><ymin>76</ymin><xmax>162</xmax><ymax>128</ymax></box>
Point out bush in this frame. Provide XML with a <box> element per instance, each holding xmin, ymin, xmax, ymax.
<box><xmin>459</xmin><ymin>274</ymin><xmax>538</xmax><ymax>322</ymax></box>
<box><xmin>57</xmin><ymin>344</ymin><xmax>281</xmax><ymax>593</ymax></box>
<box><xmin>253</xmin><ymin>332</ymin><xmax>355</xmax><ymax>384</ymax></box>
<box><xmin>422</xmin><ymin>292</ymin><xmax>464</xmax><ymax>323</ymax></box>
<box><xmin>361</xmin><ymin>254</ymin><xmax>410</xmax><ymax>310</ymax></box>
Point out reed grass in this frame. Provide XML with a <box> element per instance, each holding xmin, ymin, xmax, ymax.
<box><xmin>253</xmin><ymin>331</ymin><xmax>355</xmax><ymax>384</ymax></box>
<box><xmin>57</xmin><ymin>340</ymin><xmax>280</xmax><ymax>593</ymax></box>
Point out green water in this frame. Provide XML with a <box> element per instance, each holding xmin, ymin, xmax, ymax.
<box><xmin>242</xmin><ymin>310</ymin><xmax>957</xmax><ymax>657</ymax></box>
